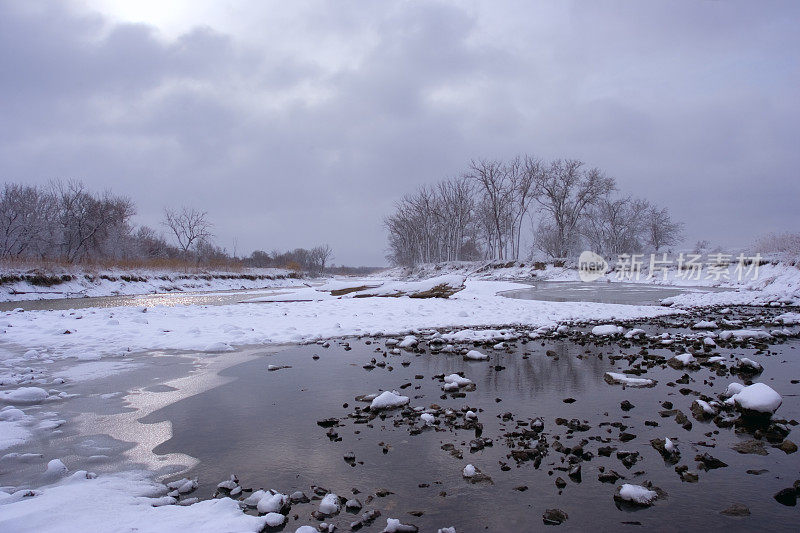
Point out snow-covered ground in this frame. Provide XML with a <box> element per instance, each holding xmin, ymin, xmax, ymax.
<box><xmin>0</xmin><ymin>266</ymin><xmax>303</xmax><ymax>302</ymax></box>
<box><xmin>0</xmin><ymin>279</ymin><xmax>678</xmax><ymax>361</ymax></box>
<box><xmin>1</xmin><ymin>261</ymin><xmax>798</xmax><ymax>532</ymax></box>
<box><xmin>384</xmin><ymin>260</ymin><xmax>800</xmax><ymax>306</ymax></box>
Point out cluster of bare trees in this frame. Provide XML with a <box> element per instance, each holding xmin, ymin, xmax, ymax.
<box><xmin>0</xmin><ymin>181</ymin><xmax>135</xmax><ymax>263</ymax></box>
<box><xmin>384</xmin><ymin>178</ymin><xmax>481</xmax><ymax>266</ymax></box>
<box><xmin>246</xmin><ymin>245</ymin><xmax>333</xmax><ymax>274</ymax></box>
<box><xmin>385</xmin><ymin>156</ymin><xmax>683</xmax><ymax>266</ymax></box>
<box><xmin>0</xmin><ymin>180</ymin><xmax>336</xmax><ymax>272</ymax></box>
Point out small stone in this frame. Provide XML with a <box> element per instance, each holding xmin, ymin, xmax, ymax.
<box><xmin>777</xmin><ymin>439</ymin><xmax>797</xmax><ymax>454</ymax></box>
<box><xmin>732</xmin><ymin>439</ymin><xmax>768</xmax><ymax>456</ymax></box>
<box><xmin>695</xmin><ymin>453</ymin><xmax>727</xmax><ymax>470</ymax></box>
<box><xmin>555</xmin><ymin>477</ymin><xmax>567</xmax><ymax>489</ymax></box>
<box><xmin>620</xmin><ymin>400</ymin><xmax>635</xmax><ymax>411</ymax></box>
<box><xmin>542</xmin><ymin>508</ymin><xmax>568</xmax><ymax>525</ymax></box>
<box><xmin>598</xmin><ymin>470</ymin><xmax>623</xmax><ymax>483</ymax></box>
<box><xmin>720</xmin><ymin>503</ymin><xmax>750</xmax><ymax>516</ymax></box>
<box><xmin>773</xmin><ymin>488</ymin><xmax>797</xmax><ymax>506</ymax></box>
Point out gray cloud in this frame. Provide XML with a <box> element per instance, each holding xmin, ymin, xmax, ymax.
<box><xmin>1</xmin><ymin>0</ymin><xmax>798</xmax><ymax>264</ymax></box>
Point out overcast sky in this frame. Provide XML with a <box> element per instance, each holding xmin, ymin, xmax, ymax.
<box><xmin>1</xmin><ymin>1</ymin><xmax>798</xmax><ymax>265</ymax></box>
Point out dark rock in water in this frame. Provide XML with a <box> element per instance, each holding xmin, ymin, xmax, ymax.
<box><xmin>469</xmin><ymin>439</ymin><xmax>485</xmax><ymax>452</ymax></box>
<box><xmin>616</xmin><ymin>450</ymin><xmax>640</xmax><ymax>469</ymax></box>
<box><xmin>555</xmin><ymin>477</ymin><xmax>567</xmax><ymax>489</ymax></box>
<box><xmin>720</xmin><ymin>503</ymin><xmax>750</xmax><ymax>516</ymax></box>
<box><xmin>290</xmin><ymin>491</ymin><xmax>309</xmax><ymax>503</ymax></box>
<box><xmin>598</xmin><ymin>446</ymin><xmax>616</xmax><ymax>457</ymax></box>
<box><xmin>542</xmin><ymin>508</ymin><xmax>569</xmax><ymax>525</ymax></box>
<box><xmin>650</xmin><ymin>438</ymin><xmax>680</xmax><ymax>464</ymax></box>
<box><xmin>762</xmin><ymin>422</ymin><xmax>791</xmax><ymax>443</ymax></box>
<box><xmin>695</xmin><ymin>453</ymin><xmax>728</xmax><ymax>470</ymax></box>
<box><xmin>674</xmin><ymin>465</ymin><xmax>698</xmax><ymax>483</ymax></box>
<box><xmin>619</xmin><ymin>432</ymin><xmax>636</xmax><ymax>442</ymax></box>
<box><xmin>563</xmin><ymin>398</ymin><xmax>576</xmax><ymax>404</ymax></box>
<box><xmin>777</xmin><ymin>439</ymin><xmax>797</xmax><ymax>454</ymax></box>
<box><xmin>714</xmin><ymin>414</ymin><xmax>737</xmax><ymax>428</ymax></box>
<box><xmin>731</xmin><ymin>439</ymin><xmax>768</xmax><ymax>455</ymax></box>
<box><xmin>746</xmin><ymin>469</ymin><xmax>769</xmax><ymax>475</ymax></box>
<box><xmin>620</xmin><ymin>400</ymin><xmax>635</xmax><ymax>411</ymax></box>
<box><xmin>317</xmin><ymin>418</ymin><xmax>340</xmax><ymax>428</ymax></box>
<box><xmin>350</xmin><ymin>509</ymin><xmax>381</xmax><ymax>530</ymax></box>
<box><xmin>566</xmin><ymin>418</ymin><xmax>590</xmax><ymax>431</ymax></box>
<box><xmin>345</xmin><ymin>498</ymin><xmax>362</xmax><ymax>511</ymax></box>
<box><xmin>568</xmin><ymin>464</ymin><xmax>582</xmax><ymax>483</ymax></box>
<box><xmin>690</xmin><ymin>400</ymin><xmax>715</xmax><ymax>421</ymax></box>
<box><xmin>773</xmin><ymin>488</ymin><xmax>797</xmax><ymax>506</ymax></box>
<box><xmin>513</xmin><ymin>485</ymin><xmax>528</xmax><ymax>492</ymax></box>
<box><xmin>598</xmin><ymin>470</ymin><xmax>623</xmax><ymax>483</ymax></box>
<box><xmin>675</xmin><ymin>411</ymin><xmax>693</xmax><ymax>431</ymax></box>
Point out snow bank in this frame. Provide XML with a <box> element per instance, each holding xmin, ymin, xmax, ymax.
<box><xmin>0</xmin><ymin>387</ymin><xmax>49</xmax><ymax>404</ymax></box>
<box><xmin>0</xmin><ymin>279</ymin><xmax>678</xmax><ymax>361</ymax></box>
<box><xmin>0</xmin><ymin>470</ymin><xmax>267</xmax><ymax>532</ymax></box>
<box><xmin>358</xmin><ymin>275</ymin><xmax>466</xmax><ymax>297</ymax></box>
<box><xmin>0</xmin><ymin>267</ymin><xmax>300</xmax><ymax>302</ymax></box>
<box><xmin>662</xmin><ymin>263</ymin><xmax>800</xmax><ymax>307</ymax></box>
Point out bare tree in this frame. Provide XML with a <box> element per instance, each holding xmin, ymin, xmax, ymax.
<box><xmin>509</xmin><ymin>156</ymin><xmax>541</xmax><ymax>259</ymax></box>
<box><xmin>0</xmin><ymin>184</ymin><xmax>57</xmax><ymax>259</ymax></box>
<box><xmin>470</xmin><ymin>156</ymin><xmax>536</xmax><ymax>260</ymax></box>
<box><xmin>162</xmin><ymin>206</ymin><xmax>213</xmax><ymax>256</ymax></box>
<box><xmin>55</xmin><ymin>180</ymin><xmax>135</xmax><ymax>263</ymax></box>
<box><xmin>384</xmin><ymin>177</ymin><xmax>481</xmax><ymax>266</ymax></box>
<box><xmin>310</xmin><ymin>244</ymin><xmax>334</xmax><ymax>273</ymax></box>
<box><xmin>532</xmin><ymin>159</ymin><xmax>616</xmax><ymax>258</ymax></box>
<box><xmin>644</xmin><ymin>205</ymin><xmax>683</xmax><ymax>251</ymax></box>
<box><xmin>581</xmin><ymin>196</ymin><xmax>650</xmax><ymax>257</ymax></box>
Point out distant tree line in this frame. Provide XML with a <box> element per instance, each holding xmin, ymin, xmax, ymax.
<box><xmin>0</xmin><ymin>180</ymin><xmax>335</xmax><ymax>272</ymax></box>
<box><xmin>245</xmin><ymin>245</ymin><xmax>334</xmax><ymax>274</ymax></box>
<box><xmin>385</xmin><ymin>156</ymin><xmax>683</xmax><ymax>266</ymax></box>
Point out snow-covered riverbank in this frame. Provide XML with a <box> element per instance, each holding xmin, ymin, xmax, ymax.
<box><xmin>0</xmin><ymin>266</ymin><xmax>303</xmax><ymax>302</ymax></box>
<box><xmin>385</xmin><ymin>260</ymin><xmax>800</xmax><ymax>306</ymax></box>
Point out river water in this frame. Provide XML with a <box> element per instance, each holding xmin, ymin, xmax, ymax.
<box><xmin>144</xmin><ymin>322</ymin><xmax>799</xmax><ymax>531</ymax></box>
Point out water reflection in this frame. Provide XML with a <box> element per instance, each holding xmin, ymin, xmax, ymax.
<box><xmin>0</xmin><ymin>287</ymin><xmax>298</xmax><ymax>312</ymax></box>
